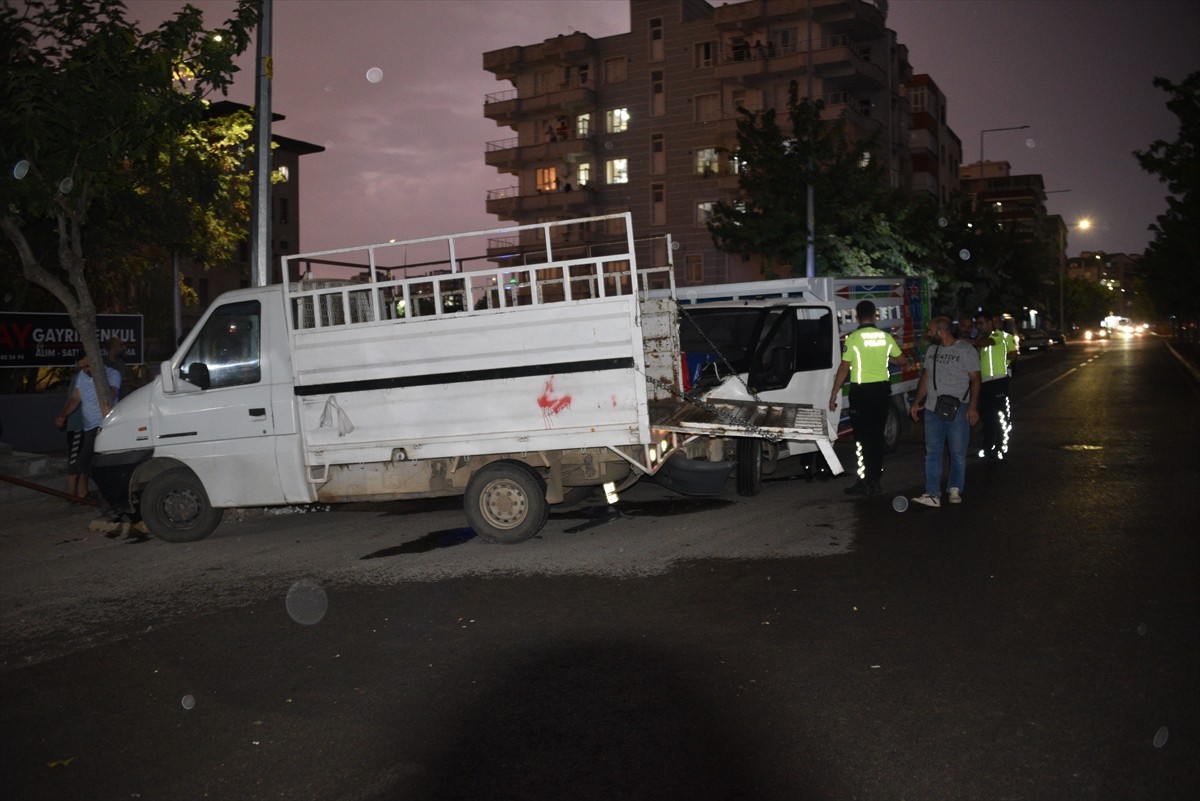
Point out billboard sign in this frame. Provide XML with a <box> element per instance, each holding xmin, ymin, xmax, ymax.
<box><xmin>0</xmin><ymin>312</ymin><xmax>144</xmax><ymax>368</ymax></box>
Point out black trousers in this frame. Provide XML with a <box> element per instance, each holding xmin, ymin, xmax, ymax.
<box><xmin>848</xmin><ymin>381</ymin><xmax>890</xmax><ymax>482</ymax></box>
<box><xmin>979</xmin><ymin>377</ymin><xmax>1010</xmax><ymax>455</ymax></box>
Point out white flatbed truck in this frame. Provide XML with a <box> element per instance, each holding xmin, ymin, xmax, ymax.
<box><xmin>91</xmin><ymin>214</ymin><xmax>844</xmax><ymax>543</ymax></box>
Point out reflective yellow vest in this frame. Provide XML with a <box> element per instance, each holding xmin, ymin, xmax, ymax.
<box><xmin>843</xmin><ymin>325</ymin><xmax>900</xmax><ymax>384</ymax></box>
<box><xmin>980</xmin><ymin>330</ymin><xmax>1016</xmax><ymax>379</ymax></box>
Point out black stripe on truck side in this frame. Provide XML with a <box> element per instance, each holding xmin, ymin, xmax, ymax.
<box><xmin>293</xmin><ymin>357</ymin><xmax>636</xmax><ymax>397</ymax></box>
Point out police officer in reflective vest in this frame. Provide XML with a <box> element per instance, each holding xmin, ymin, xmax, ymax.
<box><xmin>974</xmin><ymin>310</ymin><xmax>1018</xmax><ymax>459</ymax></box>
<box><xmin>829</xmin><ymin>300</ymin><xmax>903</xmax><ymax>496</ymax></box>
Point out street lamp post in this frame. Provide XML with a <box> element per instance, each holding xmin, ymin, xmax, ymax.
<box><xmin>979</xmin><ymin>124</ymin><xmax>1030</xmax><ymax>166</ymax></box>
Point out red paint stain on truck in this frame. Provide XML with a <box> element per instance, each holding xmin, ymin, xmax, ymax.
<box><xmin>538</xmin><ymin>377</ymin><xmax>572</xmax><ymax>415</ymax></box>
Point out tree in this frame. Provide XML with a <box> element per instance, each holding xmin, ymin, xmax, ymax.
<box><xmin>707</xmin><ymin>81</ymin><xmax>929</xmax><ymax>278</ymax></box>
<box><xmin>1134</xmin><ymin>71</ymin><xmax>1200</xmax><ymax>326</ymax></box>
<box><xmin>1</xmin><ymin>0</ymin><xmax>260</xmax><ymax>407</ymax></box>
<box><xmin>1063</xmin><ymin>275</ymin><xmax>1115</xmax><ymax>328</ymax></box>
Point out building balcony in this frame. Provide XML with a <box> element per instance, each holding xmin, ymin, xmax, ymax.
<box><xmin>713</xmin><ymin>36</ymin><xmax>886</xmax><ymax>89</ymax></box>
<box><xmin>714</xmin><ymin>0</ymin><xmax>887</xmax><ymax>34</ymax></box>
<box><xmin>822</xmin><ymin>94</ymin><xmax>883</xmax><ymax>137</ymax></box>
<box><xmin>714</xmin><ymin>0</ymin><xmax>809</xmax><ymax>31</ymax></box>
<box><xmin>485</xmin><ymin>185</ymin><xmax>598</xmax><ymax>218</ymax></box>
<box><xmin>483</xmin><ymin>32</ymin><xmax>597</xmax><ymax>81</ymax></box>
<box><xmin>910</xmin><ymin>171</ymin><xmax>939</xmax><ymax>197</ymax></box>
<box><xmin>484</xmin><ymin>131</ymin><xmax>596</xmax><ymax>172</ymax></box>
<box><xmin>908</xmin><ymin>127</ymin><xmax>936</xmax><ymax>155</ymax></box>
<box><xmin>483</xmin><ymin>85</ymin><xmax>596</xmax><ymax>123</ymax></box>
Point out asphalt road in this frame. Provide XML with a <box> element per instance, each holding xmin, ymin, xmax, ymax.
<box><xmin>2</xmin><ymin>336</ymin><xmax>1197</xmax><ymax>801</ymax></box>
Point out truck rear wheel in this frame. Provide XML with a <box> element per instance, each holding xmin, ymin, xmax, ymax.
<box><xmin>884</xmin><ymin>401</ymin><xmax>903</xmax><ymax>454</ymax></box>
<box><xmin>736</xmin><ymin>438</ymin><xmax>763</xmax><ymax>497</ymax></box>
<box><xmin>141</xmin><ymin>467</ymin><xmax>223</xmax><ymax>543</ymax></box>
<box><xmin>464</xmin><ymin>461</ymin><xmax>549</xmax><ymax>544</ymax></box>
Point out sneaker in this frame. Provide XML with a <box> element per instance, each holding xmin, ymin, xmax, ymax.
<box><xmin>948</xmin><ymin>487</ymin><xmax>962</xmax><ymax>504</ymax></box>
<box><xmin>912</xmin><ymin>493</ymin><xmax>941</xmax><ymax>508</ymax></box>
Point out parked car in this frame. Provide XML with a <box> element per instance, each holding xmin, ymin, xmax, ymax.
<box><xmin>1018</xmin><ymin>328</ymin><xmax>1052</xmax><ymax>353</ymax></box>
<box><xmin>1046</xmin><ymin>329</ymin><xmax>1068</xmax><ymax>347</ymax></box>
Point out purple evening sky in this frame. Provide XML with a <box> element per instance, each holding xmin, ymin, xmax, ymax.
<box><xmin>122</xmin><ymin>0</ymin><xmax>1200</xmax><ymax>258</ymax></box>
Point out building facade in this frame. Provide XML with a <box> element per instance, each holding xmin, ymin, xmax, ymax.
<box><xmin>483</xmin><ymin>0</ymin><xmax>914</xmax><ymax>285</ymax></box>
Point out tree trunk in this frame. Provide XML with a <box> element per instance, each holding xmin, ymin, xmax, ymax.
<box><xmin>1</xmin><ymin>211</ymin><xmax>115</xmax><ymax>412</ymax></box>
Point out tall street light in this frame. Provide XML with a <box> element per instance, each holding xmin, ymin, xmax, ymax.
<box><xmin>979</xmin><ymin>124</ymin><xmax>1030</xmax><ymax>165</ymax></box>
<box><xmin>1064</xmin><ymin>216</ymin><xmax>1095</xmax><ymax>330</ymax></box>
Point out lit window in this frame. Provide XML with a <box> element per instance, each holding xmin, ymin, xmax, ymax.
<box><xmin>576</xmin><ymin>112</ymin><xmax>591</xmax><ymax>138</ymax></box>
<box><xmin>536</xmin><ymin>167</ymin><xmax>558</xmax><ymax>192</ymax></box>
<box><xmin>276</xmin><ymin>165</ymin><xmax>290</xmax><ymax>182</ymax></box>
<box><xmin>606</xmin><ymin>108</ymin><xmax>631</xmax><ymax>133</ymax></box>
<box><xmin>696</xmin><ymin>148</ymin><xmax>718</xmax><ymax>175</ymax></box>
<box><xmin>576</xmin><ymin>163</ymin><xmax>591</xmax><ymax>186</ymax></box>
<box><xmin>606</xmin><ymin>158</ymin><xmax>628</xmax><ymax>184</ymax></box>
<box><xmin>696</xmin><ymin>202</ymin><xmax>715</xmax><ymax>226</ymax></box>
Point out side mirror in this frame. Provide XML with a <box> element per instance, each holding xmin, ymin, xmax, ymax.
<box><xmin>183</xmin><ymin>363</ymin><xmax>211</xmax><ymax>390</ymax></box>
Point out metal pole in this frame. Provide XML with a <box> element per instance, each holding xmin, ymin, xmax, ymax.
<box><xmin>805</xmin><ymin>0</ymin><xmax>815</xmax><ymax>279</ymax></box>
<box><xmin>172</xmin><ymin>250</ymin><xmax>182</xmax><ymax>344</ymax></box>
<box><xmin>250</xmin><ymin>0</ymin><xmax>273</xmax><ymax>287</ymax></box>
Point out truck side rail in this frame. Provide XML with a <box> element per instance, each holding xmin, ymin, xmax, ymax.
<box><xmin>280</xmin><ymin>213</ymin><xmax>674</xmax><ymax>332</ymax></box>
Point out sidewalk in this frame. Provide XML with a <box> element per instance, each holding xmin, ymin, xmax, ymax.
<box><xmin>0</xmin><ymin>443</ymin><xmax>81</xmax><ymax>505</ymax></box>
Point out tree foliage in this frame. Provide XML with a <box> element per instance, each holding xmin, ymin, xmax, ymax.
<box><xmin>1</xmin><ymin>0</ymin><xmax>260</xmax><ymax>404</ymax></box>
<box><xmin>1134</xmin><ymin>71</ymin><xmax>1200</xmax><ymax>324</ymax></box>
<box><xmin>707</xmin><ymin>81</ymin><xmax>929</xmax><ymax>278</ymax></box>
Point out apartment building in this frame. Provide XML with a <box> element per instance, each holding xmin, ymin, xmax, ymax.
<box><xmin>959</xmin><ymin>160</ymin><xmax>1052</xmax><ymax>242</ymax></box>
<box><xmin>482</xmin><ymin>0</ymin><xmax>914</xmax><ymax>285</ymax></box>
<box><xmin>905</xmin><ymin>73</ymin><xmax>961</xmax><ymax>205</ymax></box>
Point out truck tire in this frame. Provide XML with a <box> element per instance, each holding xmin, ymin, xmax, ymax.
<box><xmin>464</xmin><ymin>461</ymin><xmax>549</xmax><ymax>544</ymax></box>
<box><xmin>736</xmin><ymin>438</ymin><xmax>763</xmax><ymax>497</ymax></box>
<box><xmin>140</xmin><ymin>467</ymin><xmax>223</xmax><ymax>543</ymax></box>
<box><xmin>884</xmin><ymin>401</ymin><xmax>903</xmax><ymax>454</ymax></box>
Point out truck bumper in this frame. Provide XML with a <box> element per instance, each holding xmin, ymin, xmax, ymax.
<box><xmin>91</xmin><ymin>449</ymin><xmax>153</xmax><ymax>515</ymax></box>
<box><xmin>651</xmin><ymin>453</ymin><xmax>735</xmax><ymax>496</ymax></box>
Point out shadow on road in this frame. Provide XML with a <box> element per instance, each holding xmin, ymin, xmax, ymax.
<box><xmin>395</xmin><ymin>640</ymin><xmax>784</xmax><ymax>801</ymax></box>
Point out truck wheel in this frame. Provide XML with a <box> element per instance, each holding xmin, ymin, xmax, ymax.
<box><xmin>736</xmin><ymin>438</ymin><xmax>763</xmax><ymax>497</ymax></box>
<box><xmin>884</xmin><ymin>401</ymin><xmax>903</xmax><ymax>454</ymax></box>
<box><xmin>140</xmin><ymin>468</ymin><xmax>223</xmax><ymax>543</ymax></box>
<box><xmin>464</xmin><ymin>462</ymin><xmax>549</xmax><ymax>544</ymax></box>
